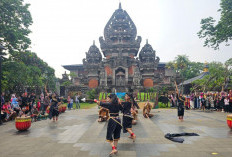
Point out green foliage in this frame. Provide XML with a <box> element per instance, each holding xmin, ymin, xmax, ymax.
<box><xmin>0</xmin><ymin>0</ymin><xmax>33</xmax><ymax>55</ymax></box>
<box><xmin>61</xmin><ymin>81</ymin><xmax>72</xmax><ymax>87</ymax></box>
<box><xmin>166</xmin><ymin>55</ymin><xmax>204</xmax><ymax>80</ymax></box>
<box><xmin>87</xmin><ymin>89</ymin><xmax>97</xmax><ymax>100</ymax></box>
<box><xmin>0</xmin><ymin>1</ymin><xmax>57</xmax><ymax>93</ymax></box>
<box><xmin>198</xmin><ymin>0</ymin><xmax>232</xmax><ymax>49</ymax></box>
<box><xmin>158</xmin><ymin>102</ymin><xmax>170</xmax><ymax>108</ymax></box>
<box><xmin>192</xmin><ymin>59</ymin><xmax>232</xmax><ymax>91</ymax></box>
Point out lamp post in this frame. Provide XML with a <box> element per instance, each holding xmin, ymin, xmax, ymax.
<box><xmin>0</xmin><ymin>44</ymin><xmax>5</xmax><ymax>124</ymax></box>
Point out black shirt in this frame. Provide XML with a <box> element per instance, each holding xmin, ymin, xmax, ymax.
<box><xmin>100</xmin><ymin>102</ymin><xmax>123</xmax><ymax>116</ymax></box>
<box><xmin>121</xmin><ymin>102</ymin><xmax>132</xmax><ymax>115</ymax></box>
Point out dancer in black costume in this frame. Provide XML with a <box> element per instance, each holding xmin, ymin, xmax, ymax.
<box><xmin>49</xmin><ymin>93</ymin><xmax>60</xmax><ymax>122</ymax></box>
<box><xmin>119</xmin><ymin>93</ymin><xmax>136</xmax><ymax>142</ymax></box>
<box><xmin>97</xmin><ymin>94</ymin><xmax>122</xmax><ymax>156</ymax></box>
<box><xmin>177</xmin><ymin>93</ymin><xmax>185</xmax><ymax>122</ymax></box>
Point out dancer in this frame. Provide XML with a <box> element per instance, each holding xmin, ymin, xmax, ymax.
<box><xmin>174</xmin><ymin>81</ymin><xmax>185</xmax><ymax>121</ymax></box>
<box><xmin>98</xmin><ymin>106</ymin><xmax>109</xmax><ymax>122</ymax></box>
<box><xmin>177</xmin><ymin>92</ymin><xmax>185</xmax><ymax>121</ymax></box>
<box><xmin>49</xmin><ymin>93</ymin><xmax>60</xmax><ymax>122</ymax></box>
<box><xmin>97</xmin><ymin>94</ymin><xmax>122</xmax><ymax>156</ymax></box>
<box><xmin>143</xmin><ymin>100</ymin><xmax>153</xmax><ymax>118</ymax></box>
<box><xmin>119</xmin><ymin>93</ymin><xmax>136</xmax><ymax>142</ymax></box>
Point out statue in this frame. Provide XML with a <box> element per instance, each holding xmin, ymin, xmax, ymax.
<box><xmin>100</xmin><ymin>69</ymin><xmax>106</xmax><ymax>86</ymax></box>
<box><xmin>133</xmin><ymin>67</ymin><xmax>141</xmax><ymax>86</ymax></box>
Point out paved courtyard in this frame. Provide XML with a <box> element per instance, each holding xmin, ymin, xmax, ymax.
<box><xmin>0</xmin><ymin>107</ymin><xmax>232</xmax><ymax>157</ymax></box>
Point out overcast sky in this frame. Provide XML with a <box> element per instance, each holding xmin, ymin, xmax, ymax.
<box><xmin>25</xmin><ymin>0</ymin><xmax>232</xmax><ymax>78</ymax></box>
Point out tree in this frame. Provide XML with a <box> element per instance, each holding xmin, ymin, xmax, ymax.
<box><xmin>166</xmin><ymin>55</ymin><xmax>204</xmax><ymax>80</ymax></box>
<box><xmin>192</xmin><ymin>59</ymin><xmax>232</xmax><ymax>91</ymax></box>
<box><xmin>0</xmin><ymin>0</ymin><xmax>33</xmax><ymax>55</ymax></box>
<box><xmin>198</xmin><ymin>0</ymin><xmax>232</xmax><ymax>50</ymax></box>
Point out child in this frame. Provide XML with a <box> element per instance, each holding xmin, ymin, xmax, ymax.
<box><xmin>70</xmin><ymin>98</ymin><xmax>73</xmax><ymax>109</ymax></box>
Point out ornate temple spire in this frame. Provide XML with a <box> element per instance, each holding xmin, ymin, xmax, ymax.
<box><xmin>119</xmin><ymin>2</ymin><xmax>122</xmax><ymax>9</ymax></box>
<box><xmin>146</xmin><ymin>39</ymin><xmax>148</xmax><ymax>44</ymax></box>
<box><xmin>93</xmin><ymin>40</ymin><xmax>95</xmax><ymax>45</ymax></box>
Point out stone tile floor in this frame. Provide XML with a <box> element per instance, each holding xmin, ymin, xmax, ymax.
<box><xmin>0</xmin><ymin>108</ymin><xmax>231</xmax><ymax>157</ymax></box>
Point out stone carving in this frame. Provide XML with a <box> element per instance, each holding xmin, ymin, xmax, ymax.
<box><xmin>133</xmin><ymin>67</ymin><xmax>141</xmax><ymax>86</ymax></box>
<box><xmin>63</xmin><ymin>3</ymin><xmax>178</xmax><ymax>93</ymax></box>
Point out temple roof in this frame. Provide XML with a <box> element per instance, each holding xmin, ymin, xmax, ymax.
<box><xmin>86</xmin><ymin>41</ymin><xmax>102</xmax><ymax>60</ymax></box>
<box><xmin>103</xmin><ymin>3</ymin><xmax>137</xmax><ymax>43</ymax></box>
<box><xmin>180</xmin><ymin>72</ymin><xmax>209</xmax><ymax>85</ymax></box>
<box><xmin>62</xmin><ymin>64</ymin><xmax>84</xmax><ymax>71</ymax></box>
<box><xmin>139</xmin><ymin>40</ymin><xmax>156</xmax><ymax>60</ymax></box>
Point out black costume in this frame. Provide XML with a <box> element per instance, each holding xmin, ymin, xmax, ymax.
<box><xmin>121</xmin><ymin>102</ymin><xmax>133</xmax><ymax>133</ymax></box>
<box><xmin>177</xmin><ymin>95</ymin><xmax>185</xmax><ymax>117</ymax></box>
<box><xmin>49</xmin><ymin>96</ymin><xmax>60</xmax><ymax>119</ymax></box>
<box><xmin>100</xmin><ymin>102</ymin><xmax>122</xmax><ymax>142</ymax></box>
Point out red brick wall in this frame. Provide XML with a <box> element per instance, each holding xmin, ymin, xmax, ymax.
<box><xmin>129</xmin><ymin>54</ymin><xmax>134</xmax><ymax>58</ymax></box>
<box><xmin>105</xmin><ymin>66</ymin><xmax>112</xmax><ymax>76</ymax></box>
<box><xmin>88</xmin><ymin>79</ymin><xmax>98</xmax><ymax>88</ymax></box>
<box><xmin>106</xmin><ymin>55</ymin><xmax>111</xmax><ymax>59</ymax></box>
<box><xmin>128</xmin><ymin>66</ymin><xmax>134</xmax><ymax>75</ymax></box>
<box><xmin>143</xmin><ymin>79</ymin><xmax>154</xmax><ymax>88</ymax></box>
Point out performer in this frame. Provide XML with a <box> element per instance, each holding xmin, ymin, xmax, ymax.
<box><xmin>49</xmin><ymin>93</ymin><xmax>60</xmax><ymax>122</ymax></box>
<box><xmin>97</xmin><ymin>94</ymin><xmax>122</xmax><ymax>156</ymax></box>
<box><xmin>98</xmin><ymin>107</ymin><xmax>109</xmax><ymax>122</ymax></box>
<box><xmin>177</xmin><ymin>93</ymin><xmax>185</xmax><ymax>121</ymax></box>
<box><xmin>119</xmin><ymin>93</ymin><xmax>136</xmax><ymax>142</ymax></box>
<box><xmin>143</xmin><ymin>100</ymin><xmax>153</xmax><ymax>118</ymax></box>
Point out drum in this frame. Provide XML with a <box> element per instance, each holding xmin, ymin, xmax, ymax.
<box><xmin>15</xmin><ymin>116</ymin><xmax>31</xmax><ymax>131</ymax></box>
<box><xmin>227</xmin><ymin>114</ymin><xmax>232</xmax><ymax>129</ymax></box>
<box><xmin>62</xmin><ymin>105</ymin><xmax>66</xmax><ymax>113</ymax></box>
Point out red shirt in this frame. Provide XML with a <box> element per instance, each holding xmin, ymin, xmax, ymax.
<box><xmin>229</xmin><ymin>94</ymin><xmax>232</xmax><ymax>103</ymax></box>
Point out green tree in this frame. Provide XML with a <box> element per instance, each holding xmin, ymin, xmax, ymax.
<box><xmin>198</xmin><ymin>0</ymin><xmax>232</xmax><ymax>50</ymax></box>
<box><xmin>166</xmin><ymin>55</ymin><xmax>204</xmax><ymax>80</ymax></box>
<box><xmin>0</xmin><ymin>0</ymin><xmax>33</xmax><ymax>55</ymax></box>
<box><xmin>192</xmin><ymin>59</ymin><xmax>232</xmax><ymax>91</ymax></box>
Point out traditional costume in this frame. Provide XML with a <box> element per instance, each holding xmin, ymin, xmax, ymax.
<box><xmin>177</xmin><ymin>94</ymin><xmax>185</xmax><ymax>119</ymax></box>
<box><xmin>49</xmin><ymin>95</ymin><xmax>60</xmax><ymax>120</ymax></box>
<box><xmin>143</xmin><ymin>102</ymin><xmax>153</xmax><ymax>118</ymax></box>
<box><xmin>99</xmin><ymin>101</ymin><xmax>122</xmax><ymax>142</ymax></box>
<box><xmin>98</xmin><ymin>107</ymin><xmax>109</xmax><ymax>122</ymax></box>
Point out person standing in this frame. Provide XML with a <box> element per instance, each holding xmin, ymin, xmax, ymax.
<box><xmin>40</xmin><ymin>93</ymin><xmax>44</xmax><ymax>114</ymax></box>
<box><xmin>119</xmin><ymin>93</ymin><xmax>136</xmax><ymax>142</ymax></box>
<box><xmin>228</xmin><ymin>90</ymin><xmax>232</xmax><ymax>113</ymax></box>
<box><xmin>49</xmin><ymin>93</ymin><xmax>60</xmax><ymax>122</ymax></box>
<box><xmin>201</xmin><ymin>95</ymin><xmax>206</xmax><ymax>112</ymax></box>
<box><xmin>67</xmin><ymin>96</ymin><xmax>71</xmax><ymax>110</ymax></box>
<box><xmin>70</xmin><ymin>98</ymin><xmax>73</xmax><ymax>109</ymax></box>
<box><xmin>97</xmin><ymin>94</ymin><xmax>122</xmax><ymax>156</ymax></box>
<box><xmin>224</xmin><ymin>96</ymin><xmax>230</xmax><ymax>113</ymax></box>
<box><xmin>0</xmin><ymin>92</ymin><xmax>5</xmax><ymax>124</ymax></box>
<box><xmin>177</xmin><ymin>93</ymin><xmax>185</xmax><ymax>122</ymax></box>
<box><xmin>75</xmin><ymin>94</ymin><xmax>80</xmax><ymax>109</ymax></box>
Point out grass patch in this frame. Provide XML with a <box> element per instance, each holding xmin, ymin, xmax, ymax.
<box><xmin>63</xmin><ymin>102</ymin><xmax>97</xmax><ymax>109</ymax></box>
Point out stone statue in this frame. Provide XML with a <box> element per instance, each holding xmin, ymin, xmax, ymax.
<box><xmin>133</xmin><ymin>67</ymin><xmax>141</xmax><ymax>86</ymax></box>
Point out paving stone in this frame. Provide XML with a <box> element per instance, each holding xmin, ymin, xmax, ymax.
<box><xmin>0</xmin><ymin>108</ymin><xmax>232</xmax><ymax>157</ymax></box>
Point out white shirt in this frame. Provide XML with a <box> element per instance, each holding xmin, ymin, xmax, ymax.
<box><xmin>224</xmin><ymin>99</ymin><xmax>229</xmax><ymax>105</ymax></box>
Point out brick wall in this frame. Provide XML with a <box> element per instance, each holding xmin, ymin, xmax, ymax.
<box><xmin>128</xmin><ymin>66</ymin><xmax>134</xmax><ymax>75</ymax></box>
<box><xmin>143</xmin><ymin>78</ymin><xmax>154</xmax><ymax>88</ymax></box>
<box><xmin>88</xmin><ymin>79</ymin><xmax>98</xmax><ymax>88</ymax></box>
<box><xmin>105</xmin><ymin>66</ymin><xmax>112</xmax><ymax>76</ymax></box>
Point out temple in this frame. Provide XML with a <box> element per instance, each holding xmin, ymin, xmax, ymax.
<box><xmin>62</xmin><ymin>3</ymin><xmax>176</xmax><ymax>94</ymax></box>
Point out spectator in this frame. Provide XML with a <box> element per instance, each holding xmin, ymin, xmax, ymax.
<box><xmin>75</xmin><ymin>94</ymin><xmax>80</xmax><ymax>109</ymax></box>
